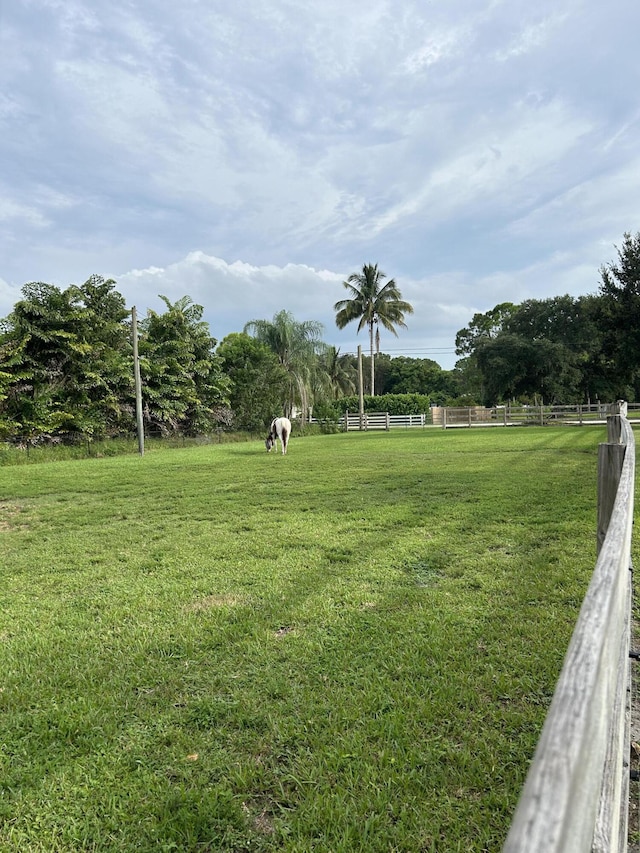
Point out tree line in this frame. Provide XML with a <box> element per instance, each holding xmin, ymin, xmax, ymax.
<box><xmin>454</xmin><ymin>232</ymin><xmax>640</xmax><ymax>405</ymax></box>
<box><xmin>0</xmin><ymin>271</ymin><xmax>440</xmax><ymax>445</ymax></box>
<box><xmin>0</xmin><ymin>234</ymin><xmax>638</xmax><ymax>444</ymax></box>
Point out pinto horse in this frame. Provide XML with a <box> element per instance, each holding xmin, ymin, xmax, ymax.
<box><xmin>265</xmin><ymin>417</ymin><xmax>291</xmax><ymax>455</ymax></box>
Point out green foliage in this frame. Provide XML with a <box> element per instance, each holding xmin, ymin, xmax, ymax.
<box><xmin>316</xmin><ymin>346</ymin><xmax>357</xmax><ymax>400</ymax></box>
<box><xmin>244</xmin><ymin>310</ymin><xmax>325</xmax><ymax>423</ymax></box>
<box><xmin>455</xmin><ymin>302</ymin><xmax>516</xmax><ymax>356</ymax></box>
<box><xmin>0</xmin><ymin>277</ymin><xmax>134</xmax><ymax>444</ymax></box>
<box><xmin>217</xmin><ymin>333</ymin><xmax>289</xmax><ymax>432</ymax></box>
<box><xmin>0</xmin><ymin>282</ymin><xmax>235</xmax><ymax>444</ymax></box>
<box><xmin>138</xmin><ymin>295</ymin><xmax>230</xmax><ymax>437</ymax></box>
<box><xmin>309</xmin><ymin>398</ymin><xmax>342</xmax><ymax>432</ymax></box>
<box><xmin>374</xmin><ymin>354</ymin><xmax>460</xmax><ymax>403</ymax></box>
<box><xmin>598</xmin><ymin>231</ymin><xmax>640</xmax><ymax>397</ymax></box>
<box><xmin>456</xmin><ymin>292</ymin><xmax>615</xmax><ymax>405</ymax></box>
<box><xmin>335</xmin><ymin>392</ymin><xmax>431</xmax><ymax>415</ymax></box>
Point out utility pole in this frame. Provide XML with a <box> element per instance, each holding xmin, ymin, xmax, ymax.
<box><xmin>131</xmin><ymin>306</ymin><xmax>144</xmax><ymax>456</ymax></box>
<box><xmin>358</xmin><ymin>344</ymin><xmax>364</xmax><ymax>431</ymax></box>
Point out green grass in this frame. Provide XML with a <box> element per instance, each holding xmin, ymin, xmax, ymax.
<box><xmin>0</xmin><ymin>426</ymin><xmax>625</xmax><ymax>851</ymax></box>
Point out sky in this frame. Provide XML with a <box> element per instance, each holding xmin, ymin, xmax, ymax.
<box><xmin>1</xmin><ymin>0</ymin><xmax>639</xmax><ymax>370</ymax></box>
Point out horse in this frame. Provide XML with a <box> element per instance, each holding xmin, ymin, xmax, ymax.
<box><xmin>266</xmin><ymin>417</ymin><xmax>291</xmax><ymax>455</ymax></box>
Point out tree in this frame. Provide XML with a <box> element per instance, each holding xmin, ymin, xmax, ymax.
<box><xmin>139</xmin><ymin>295</ymin><xmax>230</xmax><ymax>436</ymax></box>
<box><xmin>454</xmin><ymin>303</ymin><xmax>516</xmax><ymax>357</ymax></box>
<box><xmin>504</xmin><ymin>295</ymin><xmax>608</xmax><ymax>403</ymax></box>
<box><xmin>453</xmin><ymin>296</ymin><xmax>610</xmax><ymax>405</ymax></box>
<box><xmin>0</xmin><ymin>278</ymin><xmax>133</xmax><ymax>444</ymax></box>
<box><xmin>334</xmin><ymin>263</ymin><xmax>413</xmax><ymax>395</ymax></box>
<box><xmin>217</xmin><ymin>333</ymin><xmax>289</xmax><ymax>432</ymax></box>
<box><xmin>475</xmin><ymin>333</ymin><xmax>579</xmax><ymax>405</ymax></box>
<box><xmin>598</xmin><ymin>232</ymin><xmax>640</xmax><ymax>397</ymax></box>
<box><xmin>379</xmin><ymin>355</ymin><xmax>449</xmax><ymax>396</ymax></box>
<box><xmin>317</xmin><ymin>346</ymin><xmax>357</xmax><ymax>400</ymax></box>
<box><xmin>65</xmin><ymin>275</ymin><xmax>133</xmax><ymax>436</ymax></box>
<box><xmin>244</xmin><ymin>310</ymin><xmax>325</xmax><ymax>423</ymax></box>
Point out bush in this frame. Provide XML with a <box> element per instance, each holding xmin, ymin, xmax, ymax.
<box><xmin>334</xmin><ymin>393</ymin><xmax>431</xmax><ymax>415</ymax></box>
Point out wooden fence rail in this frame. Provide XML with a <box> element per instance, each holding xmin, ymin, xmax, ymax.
<box><xmin>339</xmin><ymin>403</ymin><xmax>640</xmax><ymax>431</ymax></box>
<box><xmin>502</xmin><ymin>409</ymin><xmax>636</xmax><ymax>852</ymax></box>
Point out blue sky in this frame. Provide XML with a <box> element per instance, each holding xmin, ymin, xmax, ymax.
<box><xmin>1</xmin><ymin>0</ymin><xmax>639</xmax><ymax>369</ymax></box>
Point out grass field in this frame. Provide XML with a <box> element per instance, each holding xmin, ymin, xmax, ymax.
<box><xmin>0</xmin><ymin>426</ymin><xmax>621</xmax><ymax>851</ymax></box>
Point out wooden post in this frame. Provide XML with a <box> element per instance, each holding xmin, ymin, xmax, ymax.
<box><xmin>597</xmin><ymin>415</ymin><xmax>626</xmax><ymax>555</ymax></box>
<box><xmin>385</xmin><ymin>412</ymin><xmax>390</xmax><ymax>431</ymax></box>
<box><xmin>132</xmin><ymin>306</ymin><xmax>144</xmax><ymax>457</ymax></box>
<box><xmin>607</xmin><ymin>414</ymin><xmax>622</xmax><ymax>445</ymax></box>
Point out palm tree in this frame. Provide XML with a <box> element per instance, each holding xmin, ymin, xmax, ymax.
<box><xmin>318</xmin><ymin>346</ymin><xmax>357</xmax><ymax>399</ymax></box>
<box><xmin>244</xmin><ymin>310</ymin><xmax>325</xmax><ymax>424</ymax></box>
<box><xmin>334</xmin><ymin>263</ymin><xmax>413</xmax><ymax>395</ymax></box>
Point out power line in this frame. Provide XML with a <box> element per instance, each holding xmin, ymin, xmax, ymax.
<box><xmin>337</xmin><ymin>347</ymin><xmax>457</xmax><ymax>356</ymax></box>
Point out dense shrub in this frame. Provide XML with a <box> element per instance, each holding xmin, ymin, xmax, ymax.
<box><xmin>334</xmin><ymin>393</ymin><xmax>431</xmax><ymax>415</ymax></box>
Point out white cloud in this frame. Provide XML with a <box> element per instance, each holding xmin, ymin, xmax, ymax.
<box><xmin>366</xmin><ymin>98</ymin><xmax>593</xmax><ymax>235</ymax></box>
<box><xmin>403</xmin><ymin>27</ymin><xmax>467</xmax><ymax>72</ymax></box>
<box><xmin>494</xmin><ymin>12</ymin><xmax>569</xmax><ymax>61</ymax></box>
<box><xmin>0</xmin><ymin>0</ymin><xmax>638</xmax><ymax>370</ymax></box>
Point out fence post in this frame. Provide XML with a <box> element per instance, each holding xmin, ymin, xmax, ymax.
<box><xmin>386</xmin><ymin>412</ymin><xmax>390</xmax><ymax>431</ymax></box>
<box><xmin>607</xmin><ymin>414</ymin><xmax>622</xmax><ymax>445</ymax></box>
<box><xmin>597</xmin><ymin>415</ymin><xmax>626</xmax><ymax>556</ymax></box>
<box><xmin>443</xmin><ymin>408</ymin><xmax>447</xmax><ymax>429</ymax></box>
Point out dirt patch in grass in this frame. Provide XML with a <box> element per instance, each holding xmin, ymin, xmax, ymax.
<box><xmin>0</xmin><ymin>501</ymin><xmax>26</xmax><ymax>532</ymax></box>
<box><xmin>242</xmin><ymin>801</ymin><xmax>275</xmax><ymax>835</ymax></box>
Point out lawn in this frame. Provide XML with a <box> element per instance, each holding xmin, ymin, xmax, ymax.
<box><xmin>0</xmin><ymin>426</ymin><xmax>614</xmax><ymax>851</ymax></box>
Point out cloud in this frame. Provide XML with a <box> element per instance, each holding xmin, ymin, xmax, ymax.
<box><xmin>494</xmin><ymin>12</ymin><xmax>569</xmax><ymax>61</ymax></box>
<box><xmin>1</xmin><ymin>0</ymin><xmax>639</xmax><ymax>373</ymax></box>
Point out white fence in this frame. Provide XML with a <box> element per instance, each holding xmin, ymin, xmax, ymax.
<box><xmin>342</xmin><ymin>411</ymin><xmax>428</xmax><ymax>430</ymax></box>
<box><xmin>503</xmin><ymin>411</ymin><xmax>636</xmax><ymax>852</ymax></box>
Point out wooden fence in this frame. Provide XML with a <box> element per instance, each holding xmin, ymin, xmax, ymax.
<box><xmin>435</xmin><ymin>402</ymin><xmax>640</xmax><ymax>428</ymax></box>
<box><xmin>341</xmin><ymin>403</ymin><xmax>640</xmax><ymax>431</ymax></box>
<box><xmin>502</xmin><ymin>408</ymin><xmax>636</xmax><ymax>852</ymax></box>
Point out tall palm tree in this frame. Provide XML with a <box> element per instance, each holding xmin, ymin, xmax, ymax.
<box><xmin>244</xmin><ymin>310</ymin><xmax>325</xmax><ymax>424</ymax></box>
<box><xmin>334</xmin><ymin>263</ymin><xmax>413</xmax><ymax>395</ymax></box>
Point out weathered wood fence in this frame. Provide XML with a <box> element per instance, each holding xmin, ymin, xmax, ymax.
<box><xmin>341</xmin><ymin>403</ymin><xmax>640</xmax><ymax>431</ymax></box>
<box><xmin>503</xmin><ymin>405</ymin><xmax>636</xmax><ymax>852</ymax></box>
